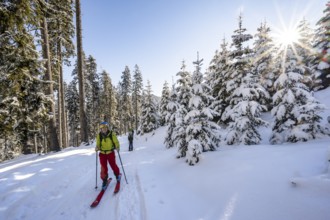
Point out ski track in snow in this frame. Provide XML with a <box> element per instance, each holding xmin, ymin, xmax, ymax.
<box><xmin>0</xmin><ymin>148</ymin><xmax>97</xmax><ymax>220</ymax></box>
<box><xmin>1</xmin><ymin>122</ymin><xmax>330</xmax><ymax>220</ymax></box>
<box><xmin>113</xmin><ymin>169</ymin><xmax>147</xmax><ymax>220</ymax></box>
<box><xmin>0</xmin><ymin>145</ymin><xmax>149</xmax><ymax>220</ymax></box>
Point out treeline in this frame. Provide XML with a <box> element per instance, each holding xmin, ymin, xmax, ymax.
<box><xmin>1</xmin><ymin>1</ymin><xmax>330</xmax><ymax>163</ymax></box>
<box><xmin>160</xmin><ymin>8</ymin><xmax>330</xmax><ymax>165</ymax></box>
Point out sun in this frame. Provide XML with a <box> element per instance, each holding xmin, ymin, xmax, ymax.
<box><xmin>273</xmin><ymin>27</ymin><xmax>301</xmax><ymax>48</ymax></box>
<box><xmin>271</xmin><ymin>24</ymin><xmax>303</xmax><ymax>75</ymax></box>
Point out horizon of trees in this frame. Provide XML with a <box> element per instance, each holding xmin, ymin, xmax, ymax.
<box><xmin>1</xmin><ymin>1</ymin><xmax>330</xmax><ymax>164</ymax></box>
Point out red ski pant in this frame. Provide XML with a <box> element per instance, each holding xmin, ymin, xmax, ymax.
<box><xmin>99</xmin><ymin>151</ymin><xmax>120</xmax><ymax>180</ymax></box>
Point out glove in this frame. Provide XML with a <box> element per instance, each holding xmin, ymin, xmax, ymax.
<box><xmin>95</xmin><ymin>146</ymin><xmax>99</xmax><ymax>152</ymax></box>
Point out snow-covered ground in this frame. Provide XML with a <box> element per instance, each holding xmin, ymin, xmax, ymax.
<box><xmin>1</xmin><ymin>89</ymin><xmax>330</xmax><ymax>220</ymax></box>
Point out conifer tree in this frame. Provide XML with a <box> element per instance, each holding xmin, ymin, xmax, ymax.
<box><xmin>132</xmin><ymin>64</ymin><xmax>143</xmax><ymax>131</ymax></box>
<box><xmin>185</xmin><ymin>54</ymin><xmax>221</xmax><ymax>165</ymax></box>
<box><xmin>47</xmin><ymin>0</ymin><xmax>75</xmax><ymax>149</ymax></box>
<box><xmin>174</xmin><ymin>61</ymin><xmax>192</xmax><ymax>158</ymax></box>
<box><xmin>252</xmin><ymin>21</ymin><xmax>274</xmax><ymax>107</ymax></box>
<box><xmin>0</xmin><ymin>0</ymin><xmax>52</xmax><ymax>156</ymax></box>
<box><xmin>66</xmin><ymin>79</ymin><xmax>80</xmax><ymax>146</ymax></box>
<box><xmin>221</xmin><ymin>13</ymin><xmax>253</xmax><ymax>133</ymax></box>
<box><xmin>100</xmin><ymin>70</ymin><xmax>117</xmax><ymax>129</ymax></box>
<box><xmin>296</xmin><ymin>18</ymin><xmax>315</xmax><ymax>90</ymax></box>
<box><xmin>85</xmin><ymin>55</ymin><xmax>100</xmax><ymax>139</ymax></box>
<box><xmin>75</xmin><ymin>0</ymin><xmax>89</xmax><ymax>144</ymax></box>
<box><xmin>164</xmin><ymin>84</ymin><xmax>179</xmax><ymax>149</ymax></box>
<box><xmin>40</xmin><ymin>1</ymin><xmax>62</xmax><ymax>151</ymax></box>
<box><xmin>270</xmin><ymin>45</ymin><xmax>325</xmax><ymax>144</ymax></box>
<box><xmin>225</xmin><ymin>71</ymin><xmax>269</xmax><ymax>145</ymax></box>
<box><xmin>120</xmin><ymin>66</ymin><xmax>133</xmax><ymax>133</ymax></box>
<box><xmin>206</xmin><ymin>38</ymin><xmax>231</xmax><ymax>124</ymax></box>
<box><xmin>138</xmin><ymin>81</ymin><xmax>159</xmax><ymax>134</ymax></box>
<box><xmin>159</xmin><ymin>81</ymin><xmax>171</xmax><ymax>126</ymax></box>
<box><xmin>312</xmin><ymin>1</ymin><xmax>330</xmax><ymax>91</ymax></box>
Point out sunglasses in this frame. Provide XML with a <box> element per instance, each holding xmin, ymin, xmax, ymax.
<box><xmin>100</xmin><ymin>125</ymin><xmax>108</xmax><ymax>129</ymax></box>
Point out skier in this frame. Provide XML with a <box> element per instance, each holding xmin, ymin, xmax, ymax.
<box><xmin>128</xmin><ymin>129</ymin><xmax>134</xmax><ymax>151</ymax></box>
<box><xmin>95</xmin><ymin>122</ymin><xmax>121</xmax><ymax>189</ymax></box>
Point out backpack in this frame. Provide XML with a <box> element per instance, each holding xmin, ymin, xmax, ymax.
<box><xmin>99</xmin><ymin>130</ymin><xmax>115</xmax><ymax>150</ymax></box>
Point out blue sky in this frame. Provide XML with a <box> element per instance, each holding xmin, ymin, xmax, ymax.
<box><xmin>64</xmin><ymin>0</ymin><xmax>327</xmax><ymax>96</ymax></box>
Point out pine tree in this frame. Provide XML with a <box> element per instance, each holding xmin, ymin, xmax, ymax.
<box><xmin>159</xmin><ymin>81</ymin><xmax>171</xmax><ymax>126</ymax></box>
<box><xmin>270</xmin><ymin>45</ymin><xmax>325</xmax><ymax>144</ymax></box>
<box><xmin>66</xmin><ymin>79</ymin><xmax>80</xmax><ymax>147</ymax></box>
<box><xmin>85</xmin><ymin>55</ymin><xmax>100</xmax><ymax>140</ymax></box>
<box><xmin>100</xmin><ymin>70</ymin><xmax>117</xmax><ymax>129</ymax></box>
<box><xmin>225</xmin><ymin>71</ymin><xmax>269</xmax><ymax>145</ymax></box>
<box><xmin>252</xmin><ymin>21</ymin><xmax>274</xmax><ymax>107</ymax></box>
<box><xmin>174</xmin><ymin>61</ymin><xmax>192</xmax><ymax>158</ymax></box>
<box><xmin>138</xmin><ymin>81</ymin><xmax>159</xmax><ymax>134</ymax></box>
<box><xmin>222</xmin><ymin>13</ymin><xmax>253</xmax><ymax>126</ymax></box>
<box><xmin>296</xmin><ymin>18</ymin><xmax>315</xmax><ymax>90</ymax></box>
<box><xmin>206</xmin><ymin>37</ymin><xmax>231</xmax><ymax>124</ymax></box>
<box><xmin>132</xmin><ymin>64</ymin><xmax>143</xmax><ymax>131</ymax></box>
<box><xmin>185</xmin><ymin>53</ymin><xmax>221</xmax><ymax>165</ymax></box>
<box><xmin>164</xmin><ymin>83</ymin><xmax>179</xmax><ymax>149</ymax></box>
<box><xmin>312</xmin><ymin>1</ymin><xmax>330</xmax><ymax>91</ymax></box>
<box><xmin>222</xmin><ymin>13</ymin><xmax>262</xmax><ymax>145</ymax></box>
<box><xmin>47</xmin><ymin>0</ymin><xmax>75</xmax><ymax>149</ymax></box>
<box><xmin>120</xmin><ymin>66</ymin><xmax>133</xmax><ymax>133</ymax></box>
<box><xmin>1</xmin><ymin>0</ymin><xmax>66</xmax><ymax>157</ymax></box>
<box><xmin>75</xmin><ymin>0</ymin><xmax>89</xmax><ymax>144</ymax></box>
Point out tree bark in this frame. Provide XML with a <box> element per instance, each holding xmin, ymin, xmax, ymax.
<box><xmin>58</xmin><ymin>39</ymin><xmax>68</xmax><ymax>148</ymax></box>
<box><xmin>40</xmin><ymin>17</ymin><xmax>60</xmax><ymax>152</ymax></box>
<box><xmin>75</xmin><ymin>0</ymin><xmax>89</xmax><ymax>144</ymax></box>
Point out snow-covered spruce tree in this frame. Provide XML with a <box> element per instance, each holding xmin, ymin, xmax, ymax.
<box><xmin>132</xmin><ymin>64</ymin><xmax>143</xmax><ymax>131</ymax></box>
<box><xmin>100</xmin><ymin>70</ymin><xmax>118</xmax><ymax>130</ymax></box>
<box><xmin>312</xmin><ymin>1</ymin><xmax>330</xmax><ymax>91</ymax></box>
<box><xmin>206</xmin><ymin>37</ymin><xmax>231</xmax><ymax>124</ymax></box>
<box><xmin>270</xmin><ymin>45</ymin><xmax>325</xmax><ymax>144</ymax></box>
<box><xmin>185</xmin><ymin>54</ymin><xmax>222</xmax><ymax>165</ymax></box>
<box><xmin>85</xmin><ymin>55</ymin><xmax>101</xmax><ymax>140</ymax></box>
<box><xmin>115</xmin><ymin>82</ymin><xmax>124</xmax><ymax>134</ymax></box>
<box><xmin>222</xmin><ymin>13</ymin><xmax>253</xmax><ymax>127</ymax></box>
<box><xmin>173</xmin><ymin>61</ymin><xmax>192</xmax><ymax>158</ymax></box>
<box><xmin>138</xmin><ymin>81</ymin><xmax>160</xmax><ymax>135</ymax></box>
<box><xmin>47</xmin><ymin>0</ymin><xmax>75</xmax><ymax>149</ymax></box>
<box><xmin>296</xmin><ymin>18</ymin><xmax>316</xmax><ymax>90</ymax></box>
<box><xmin>252</xmin><ymin>21</ymin><xmax>274</xmax><ymax>108</ymax></box>
<box><xmin>225</xmin><ymin>72</ymin><xmax>269</xmax><ymax>145</ymax></box>
<box><xmin>66</xmin><ymin>79</ymin><xmax>80</xmax><ymax>147</ymax></box>
<box><xmin>221</xmin><ymin>13</ymin><xmax>269</xmax><ymax>145</ymax></box>
<box><xmin>164</xmin><ymin>83</ymin><xmax>179</xmax><ymax>149</ymax></box>
<box><xmin>0</xmin><ymin>0</ymin><xmax>52</xmax><ymax>157</ymax></box>
<box><xmin>159</xmin><ymin>81</ymin><xmax>171</xmax><ymax>126</ymax></box>
<box><xmin>120</xmin><ymin>66</ymin><xmax>133</xmax><ymax>133</ymax></box>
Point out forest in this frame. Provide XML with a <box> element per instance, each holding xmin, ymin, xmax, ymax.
<box><xmin>1</xmin><ymin>0</ymin><xmax>330</xmax><ymax>164</ymax></box>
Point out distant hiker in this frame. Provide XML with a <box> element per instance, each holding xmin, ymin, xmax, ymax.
<box><xmin>128</xmin><ymin>129</ymin><xmax>134</xmax><ymax>151</ymax></box>
<box><xmin>95</xmin><ymin>122</ymin><xmax>122</xmax><ymax>188</ymax></box>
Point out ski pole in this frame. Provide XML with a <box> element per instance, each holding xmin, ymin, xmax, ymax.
<box><xmin>116</xmin><ymin>149</ymin><xmax>128</xmax><ymax>184</ymax></box>
<box><xmin>95</xmin><ymin>151</ymin><xmax>98</xmax><ymax>189</ymax></box>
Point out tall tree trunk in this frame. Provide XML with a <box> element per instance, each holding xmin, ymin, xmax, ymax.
<box><xmin>57</xmin><ymin>73</ymin><xmax>62</xmax><ymax>149</ymax></box>
<box><xmin>134</xmin><ymin>96</ymin><xmax>138</xmax><ymax>131</ymax></box>
<box><xmin>58</xmin><ymin>40</ymin><xmax>68</xmax><ymax>148</ymax></box>
<box><xmin>75</xmin><ymin>0</ymin><xmax>89</xmax><ymax>144</ymax></box>
<box><xmin>41</xmin><ymin>17</ymin><xmax>60</xmax><ymax>152</ymax></box>
<box><xmin>109</xmin><ymin>87</ymin><xmax>112</xmax><ymax>124</ymax></box>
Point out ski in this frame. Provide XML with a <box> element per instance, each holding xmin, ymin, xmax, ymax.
<box><xmin>113</xmin><ymin>174</ymin><xmax>121</xmax><ymax>194</ymax></box>
<box><xmin>113</xmin><ymin>181</ymin><xmax>120</xmax><ymax>194</ymax></box>
<box><xmin>90</xmin><ymin>178</ymin><xmax>112</xmax><ymax>208</ymax></box>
